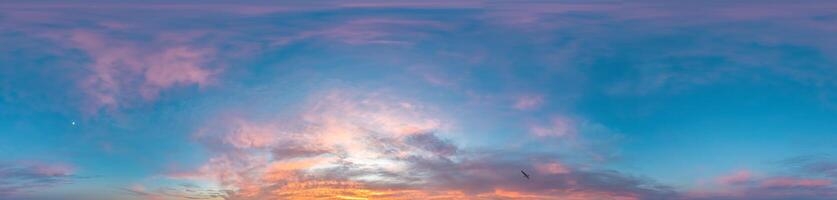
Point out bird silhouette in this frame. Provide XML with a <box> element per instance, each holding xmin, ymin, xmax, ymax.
<box><xmin>521</xmin><ymin>170</ymin><xmax>530</xmax><ymax>180</ymax></box>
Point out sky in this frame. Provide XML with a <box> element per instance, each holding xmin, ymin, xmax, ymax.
<box><xmin>1</xmin><ymin>0</ymin><xmax>837</xmax><ymax>200</ymax></box>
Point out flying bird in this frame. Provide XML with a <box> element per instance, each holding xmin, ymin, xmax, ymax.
<box><xmin>521</xmin><ymin>170</ymin><xmax>530</xmax><ymax>180</ymax></box>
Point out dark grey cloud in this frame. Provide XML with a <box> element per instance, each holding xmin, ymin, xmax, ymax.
<box><xmin>399</xmin><ymin>151</ymin><xmax>677</xmax><ymax>199</ymax></box>
<box><xmin>404</xmin><ymin>132</ymin><xmax>458</xmax><ymax>157</ymax></box>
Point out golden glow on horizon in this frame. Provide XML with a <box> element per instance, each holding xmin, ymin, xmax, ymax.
<box><xmin>258</xmin><ymin>180</ymin><xmax>644</xmax><ymax>200</ymax></box>
<box><xmin>270</xmin><ymin>180</ymin><xmax>467</xmax><ymax>200</ymax></box>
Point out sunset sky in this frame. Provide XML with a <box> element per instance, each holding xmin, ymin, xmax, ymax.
<box><xmin>2</xmin><ymin>1</ymin><xmax>837</xmax><ymax>200</ymax></box>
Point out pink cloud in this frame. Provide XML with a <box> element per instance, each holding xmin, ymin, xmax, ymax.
<box><xmin>687</xmin><ymin>171</ymin><xmax>836</xmax><ymax>200</ymax></box>
<box><xmin>422</xmin><ymin>72</ymin><xmax>453</xmax><ymax>87</ymax></box>
<box><xmin>324</xmin><ymin>19</ymin><xmax>438</xmax><ymax>45</ymax></box>
<box><xmin>712</xmin><ymin>3</ymin><xmax>837</xmax><ymax>21</ymax></box>
<box><xmin>140</xmin><ymin>46</ymin><xmax>215</xmax><ymax>99</ymax></box>
<box><xmin>30</xmin><ymin>163</ymin><xmax>75</xmax><ymax>177</ymax></box>
<box><xmin>513</xmin><ymin>94</ymin><xmax>544</xmax><ymax>110</ymax></box>
<box><xmin>123</xmin><ymin>185</ymin><xmax>164</xmax><ymax>200</ymax></box>
<box><xmin>407</xmin><ymin>65</ymin><xmax>463</xmax><ymax>89</ymax></box>
<box><xmin>220</xmin><ymin>120</ymin><xmax>280</xmax><ymax>149</ymax></box>
<box><xmin>717</xmin><ymin>170</ymin><xmax>753</xmax><ymax>185</ymax></box>
<box><xmin>483</xmin><ymin>3</ymin><xmax>616</xmax><ymax>28</ymax></box>
<box><xmin>0</xmin><ymin>161</ymin><xmax>77</xmax><ymax>196</ymax></box>
<box><xmin>530</xmin><ymin>116</ymin><xmax>576</xmax><ymax>137</ymax></box>
<box><xmin>761</xmin><ymin>177</ymin><xmax>832</xmax><ymax>188</ymax></box>
<box><xmin>339</xmin><ymin>1</ymin><xmax>481</xmax><ymax>9</ymax></box>
<box><xmin>535</xmin><ymin>162</ymin><xmax>570</xmax><ymax>175</ymax></box>
<box><xmin>61</xmin><ymin>30</ymin><xmax>218</xmax><ymax>113</ymax></box>
<box><xmin>0</xmin><ymin>3</ymin><xmax>293</xmax><ymax>15</ymax></box>
<box><xmin>273</xmin><ymin>18</ymin><xmax>448</xmax><ymax>47</ymax></box>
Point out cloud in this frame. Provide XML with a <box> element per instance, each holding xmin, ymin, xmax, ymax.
<box><xmin>180</xmin><ymin>90</ymin><xmax>448</xmax><ymax>198</ymax></box>
<box><xmin>760</xmin><ymin>177</ymin><xmax>832</xmax><ymax>188</ymax></box>
<box><xmin>337</xmin><ymin>1</ymin><xmax>481</xmax><ymax>9</ymax></box>
<box><xmin>482</xmin><ymin>2</ymin><xmax>616</xmax><ymax>27</ymax></box>
<box><xmin>685</xmin><ymin>181</ymin><xmax>837</xmax><ymax>200</ymax></box>
<box><xmin>184</xmin><ymin>97</ymin><xmax>837</xmax><ymax>200</ymax></box>
<box><xmin>171</xmin><ymin>90</ymin><xmax>676</xmax><ymax>200</ymax></box>
<box><xmin>0</xmin><ymin>2</ymin><xmax>294</xmax><ymax>15</ymax></box>
<box><xmin>0</xmin><ymin>162</ymin><xmax>77</xmax><ymax>196</ymax></box>
<box><xmin>513</xmin><ymin>94</ymin><xmax>544</xmax><ymax>110</ymax></box>
<box><xmin>59</xmin><ymin>30</ymin><xmax>218</xmax><ymax>113</ymax></box>
<box><xmin>687</xmin><ymin>162</ymin><xmax>837</xmax><ymax>200</ymax></box>
<box><xmin>535</xmin><ymin>161</ymin><xmax>570</xmax><ymax>175</ymax></box>
<box><xmin>717</xmin><ymin>170</ymin><xmax>754</xmax><ymax>185</ymax></box>
<box><xmin>271</xmin><ymin>18</ymin><xmax>448</xmax><ymax>47</ymax></box>
<box><xmin>529</xmin><ymin>116</ymin><xmax>576</xmax><ymax>137</ymax></box>
<box><xmin>779</xmin><ymin>154</ymin><xmax>837</xmax><ymax>179</ymax></box>
<box><xmin>121</xmin><ymin>184</ymin><xmax>227</xmax><ymax>200</ymax></box>
<box><xmin>220</xmin><ymin>120</ymin><xmax>281</xmax><ymax>149</ymax></box>
<box><xmin>400</xmin><ymin>153</ymin><xmax>676</xmax><ymax>199</ymax></box>
<box><xmin>7</xmin><ymin>0</ymin><xmax>837</xmax><ymax>112</ymax></box>
<box><xmin>404</xmin><ymin>132</ymin><xmax>458</xmax><ymax>157</ymax></box>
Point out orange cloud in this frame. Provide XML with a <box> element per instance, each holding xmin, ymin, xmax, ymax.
<box><xmin>272</xmin><ymin>180</ymin><xmax>428</xmax><ymax>200</ymax></box>
<box><xmin>262</xmin><ymin>157</ymin><xmax>332</xmax><ymax>182</ymax></box>
<box><xmin>183</xmin><ymin>90</ymin><xmax>457</xmax><ymax>198</ymax></box>
<box><xmin>267</xmin><ymin>181</ymin><xmax>646</xmax><ymax>200</ymax></box>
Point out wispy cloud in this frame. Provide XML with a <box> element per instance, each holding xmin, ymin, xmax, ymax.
<box><xmin>779</xmin><ymin>154</ymin><xmax>837</xmax><ymax>179</ymax></box>
<box><xmin>529</xmin><ymin>116</ymin><xmax>576</xmax><ymax>137</ymax></box>
<box><xmin>513</xmin><ymin>94</ymin><xmax>544</xmax><ymax>110</ymax></box>
<box><xmin>760</xmin><ymin>177</ymin><xmax>831</xmax><ymax>188</ymax></box>
<box><xmin>688</xmin><ymin>156</ymin><xmax>837</xmax><ymax>200</ymax></box>
<box><xmin>121</xmin><ymin>184</ymin><xmax>226</xmax><ymax>200</ymax></box>
<box><xmin>717</xmin><ymin>170</ymin><xmax>755</xmax><ymax>185</ymax></box>
<box><xmin>57</xmin><ymin>30</ymin><xmax>219</xmax><ymax>113</ymax></box>
<box><xmin>0</xmin><ymin>161</ymin><xmax>78</xmax><ymax>196</ymax></box>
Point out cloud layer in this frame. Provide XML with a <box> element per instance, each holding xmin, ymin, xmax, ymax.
<box><xmin>159</xmin><ymin>91</ymin><xmax>678</xmax><ymax>200</ymax></box>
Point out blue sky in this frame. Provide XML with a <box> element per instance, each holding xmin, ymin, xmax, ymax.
<box><xmin>1</xmin><ymin>1</ymin><xmax>837</xmax><ymax>199</ymax></box>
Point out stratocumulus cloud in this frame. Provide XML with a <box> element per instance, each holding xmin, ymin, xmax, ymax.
<box><xmin>163</xmin><ymin>90</ymin><xmax>679</xmax><ymax>200</ymax></box>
